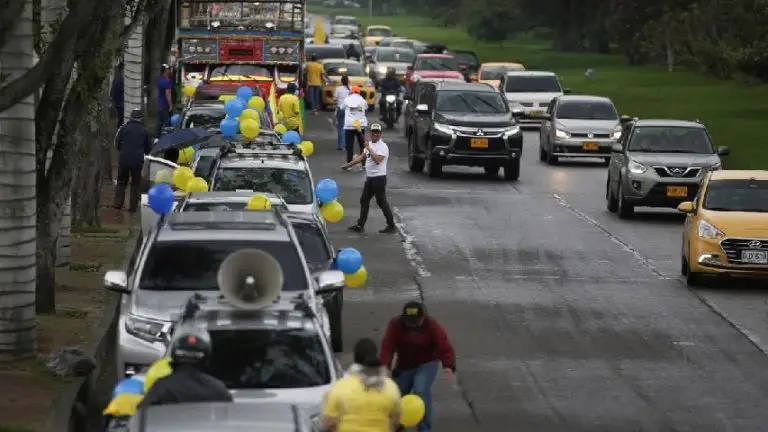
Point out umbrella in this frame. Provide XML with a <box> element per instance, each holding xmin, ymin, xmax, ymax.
<box><xmin>152</xmin><ymin>127</ymin><xmax>217</xmax><ymax>154</ymax></box>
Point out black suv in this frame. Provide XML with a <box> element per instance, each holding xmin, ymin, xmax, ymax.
<box><xmin>404</xmin><ymin>81</ymin><xmax>524</xmax><ymax>180</ymax></box>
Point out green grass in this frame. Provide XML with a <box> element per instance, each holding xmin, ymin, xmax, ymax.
<box><xmin>310</xmin><ymin>7</ymin><xmax>768</xmax><ymax>169</ymax></box>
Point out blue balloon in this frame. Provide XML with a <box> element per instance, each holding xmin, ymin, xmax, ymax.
<box><xmin>236</xmin><ymin>86</ymin><xmax>253</xmax><ymax>102</ymax></box>
<box><xmin>282</xmin><ymin>130</ymin><xmax>300</xmax><ymax>145</ymax></box>
<box><xmin>337</xmin><ymin>248</ymin><xmax>363</xmax><ymax>274</ymax></box>
<box><xmin>169</xmin><ymin>114</ymin><xmax>181</xmax><ymax>127</ymax></box>
<box><xmin>220</xmin><ymin>117</ymin><xmax>239</xmax><ymax>138</ymax></box>
<box><xmin>225</xmin><ymin>99</ymin><xmax>245</xmax><ymax>118</ymax></box>
<box><xmin>112</xmin><ymin>377</ymin><xmax>144</xmax><ymax>397</ymax></box>
<box><xmin>315</xmin><ymin>178</ymin><xmax>339</xmax><ymax>204</ymax></box>
<box><xmin>148</xmin><ymin>183</ymin><xmax>174</xmax><ymax>215</ymax></box>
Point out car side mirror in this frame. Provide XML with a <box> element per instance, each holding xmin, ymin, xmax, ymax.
<box><xmin>717</xmin><ymin>146</ymin><xmax>730</xmax><ymax>156</ymax></box>
<box><xmin>104</xmin><ymin>270</ymin><xmax>130</xmax><ymax>294</ymax></box>
<box><xmin>619</xmin><ymin>115</ymin><xmax>633</xmax><ymax>124</ymax></box>
<box><xmin>314</xmin><ymin>270</ymin><xmax>345</xmax><ymax>295</ymax></box>
<box><xmin>677</xmin><ymin>201</ymin><xmax>695</xmax><ymax>214</ymax></box>
<box><xmin>563</xmin><ymin>88</ymin><xmax>572</xmax><ymax>94</ymax></box>
<box><xmin>611</xmin><ymin>143</ymin><xmax>623</xmax><ymax>153</ymax></box>
<box><xmin>415</xmin><ymin>103</ymin><xmax>429</xmax><ymax>113</ymax></box>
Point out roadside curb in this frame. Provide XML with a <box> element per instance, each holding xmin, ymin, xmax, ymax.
<box><xmin>46</xmin><ymin>228</ymin><xmax>138</xmax><ymax>432</ymax></box>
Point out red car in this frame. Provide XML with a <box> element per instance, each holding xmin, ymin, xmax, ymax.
<box><xmin>405</xmin><ymin>54</ymin><xmax>465</xmax><ymax>90</ymax></box>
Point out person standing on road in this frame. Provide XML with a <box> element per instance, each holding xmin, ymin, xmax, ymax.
<box><xmin>277</xmin><ymin>82</ymin><xmax>302</xmax><ymax>132</ymax></box>
<box><xmin>157</xmin><ymin>64</ymin><xmax>174</xmax><ymax>137</ymax></box>
<box><xmin>341</xmin><ymin>85</ymin><xmax>368</xmax><ymax>164</ymax></box>
<box><xmin>305</xmin><ymin>54</ymin><xmax>327</xmax><ymax>113</ymax></box>
<box><xmin>113</xmin><ymin>109</ymin><xmax>151</xmax><ymax>212</ymax></box>
<box><xmin>341</xmin><ymin>123</ymin><xmax>396</xmax><ymax>234</ymax></box>
<box><xmin>110</xmin><ymin>62</ymin><xmax>124</xmax><ymax>129</ymax></box>
<box><xmin>334</xmin><ymin>75</ymin><xmax>351</xmax><ymax>150</ymax></box>
<box><xmin>380</xmin><ymin>301</ymin><xmax>456</xmax><ymax>432</ymax></box>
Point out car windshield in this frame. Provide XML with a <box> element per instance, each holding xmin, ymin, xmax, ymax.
<box><xmin>193</xmin><ymin>154</ymin><xmax>216</xmax><ymax>179</ymax></box>
<box><xmin>480</xmin><ymin>66</ymin><xmax>524</xmax><ymax>80</ymax></box>
<box><xmin>556</xmin><ymin>101</ymin><xmax>618</xmax><ymax>120</ymax></box>
<box><xmin>139</xmin><ymin>241</ymin><xmax>307</xmax><ymax>292</ymax></box>
<box><xmin>376</xmin><ymin>49</ymin><xmax>415</xmax><ymax>63</ymax></box>
<box><xmin>703</xmin><ymin>179</ymin><xmax>768</xmax><ymax>212</ymax></box>
<box><xmin>334</xmin><ymin>18</ymin><xmax>356</xmax><ymax>26</ymax></box>
<box><xmin>504</xmin><ymin>75</ymin><xmax>561</xmax><ymax>92</ymax></box>
<box><xmin>324</xmin><ymin>62</ymin><xmax>365</xmax><ymax>76</ymax></box>
<box><xmin>306</xmin><ymin>47</ymin><xmax>346</xmax><ymax>60</ymax></box>
<box><xmin>291</xmin><ymin>222</ymin><xmax>332</xmax><ymax>264</ymax></box>
<box><xmin>181</xmin><ymin>201</ymin><xmax>288</xmax><ymax>213</ymax></box>
<box><xmin>209</xmin><ymin>329</ymin><xmax>331</xmax><ymax>389</ymax></box>
<box><xmin>182</xmin><ymin>108</ymin><xmax>226</xmax><ymax>128</ymax></box>
<box><xmin>436</xmin><ymin>91</ymin><xmax>507</xmax><ymax>113</ymax></box>
<box><xmin>212</xmin><ymin>167</ymin><xmax>313</xmax><ymax>204</ymax></box>
<box><xmin>414</xmin><ymin>57</ymin><xmax>458</xmax><ymax>71</ymax></box>
<box><xmin>451</xmin><ymin>52</ymin><xmax>478</xmax><ymax>67</ymax></box>
<box><xmin>368</xmin><ymin>28</ymin><xmax>392</xmax><ymax>37</ymax></box>
<box><xmin>628</xmin><ymin>127</ymin><xmax>714</xmax><ymax>153</ymax></box>
<box><xmin>209</xmin><ymin>64</ymin><xmax>271</xmax><ymax>80</ymax></box>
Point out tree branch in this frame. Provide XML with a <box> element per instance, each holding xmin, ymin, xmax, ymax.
<box><xmin>0</xmin><ymin>0</ymin><xmax>25</xmax><ymax>48</ymax></box>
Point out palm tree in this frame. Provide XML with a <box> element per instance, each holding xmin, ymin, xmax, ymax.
<box><xmin>0</xmin><ymin>0</ymin><xmax>37</xmax><ymax>360</ymax></box>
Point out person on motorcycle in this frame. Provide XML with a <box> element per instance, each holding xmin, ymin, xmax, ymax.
<box><xmin>138</xmin><ymin>328</ymin><xmax>233</xmax><ymax>407</ymax></box>
<box><xmin>378</xmin><ymin>67</ymin><xmax>403</xmax><ymax>121</ymax></box>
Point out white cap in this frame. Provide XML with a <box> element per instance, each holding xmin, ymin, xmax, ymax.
<box><xmin>370</xmin><ymin>123</ymin><xmax>382</xmax><ymax>132</ymax></box>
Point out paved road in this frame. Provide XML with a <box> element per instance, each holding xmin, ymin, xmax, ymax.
<box><xmin>303</xmin><ymin>113</ymin><xmax>768</xmax><ymax>431</ymax></box>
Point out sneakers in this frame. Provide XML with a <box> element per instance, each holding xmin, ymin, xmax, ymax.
<box><xmin>347</xmin><ymin>225</ymin><xmax>364</xmax><ymax>233</ymax></box>
<box><xmin>379</xmin><ymin>225</ymin><xmax>397</xmax><ymax>234</ymax></box>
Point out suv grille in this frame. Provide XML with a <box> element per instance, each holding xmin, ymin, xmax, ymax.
<box><xmin>571</xmin><ymin>132</ymin><xmax>611</xmax><ymax>139</ymax></box>
<box><xmin>653</xmin><ymin>166</ymin><xmax>701</xmax><ymax>178</ymax></box>
<box><xmin>720</xmin><ymin>238</ymin><xmax>768</xmax><ymax>265</ymax></box>
<box><xmin>450</xmin><ymin>125</ymin><xmax>507</xmax><ymax>152</ymax></box>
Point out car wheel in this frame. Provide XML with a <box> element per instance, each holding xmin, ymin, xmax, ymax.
<box><xmin>686</xmin><ymin>267</ymin><xmax>704</xmax><ymax>286</ymax></box>
<box><xmin>484</xmin><ymin>165</ymin><xmax>500</xmax><ymax>177</ymax></box>
<box><xmin>504</xmin><ymin>158</ymin><xmax>520</xmax><ymax>181</ymax></box>
<box><xmin>606</xmin><ymin>177</ymin><xmax>618</xmax><ymax>212</ymax></box>
<box><xmin>539</xmin><ymin>146</ymin><xmax>547</xmax><ymax>162</ymax></box>
<box><xmin>617</xmin><ymin>184</ymin><xmax>634</xmax><ymax>219</ymax></box>
<box><xmin>681</xmin><ymin>253</ymin><xmax>689</xmax><ymax>276</ymax></box>
<box><xmin>547</xmin><ymin>151</ymin><xmax>559</xmax><ymax>165</ymax></box>
<box><xmin>602</xmin><ymin>157</ymin><xmax>610</xmax><ymax>166</ymax></box>
<box><xmin>426</xmin><ymin>145</ymin><xmax>443</xmax><ymax>178</ymax></box>
<box><xmin>408</xmin><ymin>133</ymin><xmax>425</xmax><ymax>172</ymax></box>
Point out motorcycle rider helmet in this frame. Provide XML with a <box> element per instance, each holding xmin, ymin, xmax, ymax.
<box><xmin>168</xmin><ymin>328</ymin><xmax>212</xmax><ymax>367</ymax></box>
<box><xmin>386</xmin><ymin>67</ymin><xmax>396</xmax><ymax>79</ymax></box>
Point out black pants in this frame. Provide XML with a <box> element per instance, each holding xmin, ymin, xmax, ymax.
<box><xmin>113</xmin><ymin>164</ymin><xmax>142</xmax><ymax>211</ymax></box>
<box><xmin>357</xmin><ymin>175</ymin><xmax>395</xmax><ymax>228</ymax></box>
<box><xmin>344</xmin><ymin>128</ymin><xmax>366</xmax><ymax>163</ymax></box>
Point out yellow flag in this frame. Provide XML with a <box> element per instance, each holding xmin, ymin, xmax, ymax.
<box><xmin>313</xmin><ymin>18</ymin><xmax>326</xmax><ymax>45</ymax></box>
<box><xmin>269</xmin><ymin>81</ymin><xmax>278</xmax><ymax>124</ymax></box>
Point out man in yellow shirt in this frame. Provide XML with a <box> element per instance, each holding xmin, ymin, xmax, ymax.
<box><xmin>277</xmin><ymin>83</ymin><xmax>301</xmax><ymax>132</ymax></box>
<box><xmin>305</xmin><ymin>54</ymin><xmax>327</xmax><ymax>114</ymax></box>
<box><xmin>321</xmin><ymin>338</ymin><xmax>402</xmax><ymax>432</ymax></box>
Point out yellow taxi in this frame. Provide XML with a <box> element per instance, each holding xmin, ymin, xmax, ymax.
<box><xmin>477</xmin><ymin>62</ymin><xmax>526</xmax><ymax>88</ymax></box>
<box><xmin>678</xmin><ymin>170</ymin><xmax>768</xmax><ymax>285</ymax></box>
<box><xmin>363</xmin><ymin>25</ymin><xmax>393</xmax><ymax>46</ymax></box>
<box><xmin>320</xmin><ymin>59</ymin><xmax>377</xmax><ymax>110</ymax></box>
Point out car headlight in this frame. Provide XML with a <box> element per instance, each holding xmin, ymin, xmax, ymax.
<box><xmin>433</xmin><ymin>122</ymin><xmax>453</xmax><ymax>135</ymax></box>
<box><xmin>611</xmin><ymin>127</ymin><xmax>622</xmax><ymax>140</ymax></box>
<box><xmin>709</xmin><ymin>162</ymin><xmax>722</xmax><ymax>171</ymax></box>
<box><xmin>555</xmin><ymin>129</ymin><xmax>570</xmax><ymax>139</ymax></box>
<box><xmin>385</xmin><ymin>94</ymin><xmax>396</xmax><ymax>102</ymax></box>
<box><xmin>125</xmin><ymin>315</ymin><xmax>167</xmax><ymax>343</ymax></box>
<box><xmin>503</xmin><ymin>125</ymin><xmax>521</xmax><ymax>137</ymax></box>
<box><xmin>628</xmin><ymin>160</ymin><xmax>647</xmax><ymax>174</ymax></box>
<box><xmin>378</xmin><ymin>66</ymin><xmax>387</xmax><ymax>74</ymax></box>
<box><xmin>697</xmin><ymin>220</ymin><xmax>724</xmax><ymax>239</ymax></box>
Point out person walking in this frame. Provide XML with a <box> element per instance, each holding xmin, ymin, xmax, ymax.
<box><xmin>341</xmin><ymin>85</ymin><xmax>367</xmax><ymax>165</ymax></box>
<box><xmin>157</xmin><ymin>64</ymin><xmax>174</xmax><ymax>137</ymax></box>
<box><xmin>277</xmin><ymin>82</ymin><xmax>301</xmax><ymax>132</ymax></box>
<box><xmin>341</xmin><ymin>123</ymin><xmax>396</xmax><ymax>234</ymax></box>
<box><xmin>305</xmin><ymin>54</ymin><xmax>327</xmax><ymax>113</ymax></box>
<box><xmin>321</xmin><ymin>338</ymin><xmax>402</xmax><ymax>432</ymax></box>
<box><xmin>113</xmin><ymin>109</ymin><xmax>151</xmax><ymax>212</ymax></box>
<box><xmin>109</xmin><ymin>62</ymin><xmax>124</xmax><ymax>129</ymax></box>
<box><xmin>334</xmin><ymin>75</ymin><xmax>351</xmax><ymax>150</ymax></box>
<box><xmin>379</xmin><ymin>301</ymin><xmax>456</xmax><ymax>432</ymax></box>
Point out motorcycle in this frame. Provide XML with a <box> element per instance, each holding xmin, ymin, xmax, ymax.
<box><xmin>383</xmin><ymin>94</ymin><xmax>398</xmax><ymax>129</ymax></box>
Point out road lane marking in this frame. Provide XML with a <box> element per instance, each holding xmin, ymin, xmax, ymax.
<box><xmin>392</xmin><ymin>206</ymin><xmax>431</xmax><ymax>278</ymax></box>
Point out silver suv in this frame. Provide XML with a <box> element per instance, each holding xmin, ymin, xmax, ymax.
<box><xmin>103</xmin><ymin>210</ymin><xmax>345</xmax><ymax>377</ymax></box>
<box><xmin>606</xmin><ymin>119</ymin><xmax>730</xmax><ymax>218</ymax></box>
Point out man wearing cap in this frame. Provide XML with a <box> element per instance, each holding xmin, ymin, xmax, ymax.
<box><xmin>380</xmin><ymin>301</ymin><xmax>456</xmax><ymax>432</ymax></box>
<box><xmin>157</xmin><ymin>64</ymin><xmax>174</xmax><ymax>137</ymax></box>
<box><xmin>113</xmin><ymin>109</ymin><xmax>151</xmax><ymax>212</ymax></box>
<box><xmin>340</xmin><ymin>86</ymin><xmax>368</xmax><ymax>165</ymax></box>
<box><xmin>341</xmin><ymin>122</ymin><xmax>396</xmax><ymax>234</ymax></box>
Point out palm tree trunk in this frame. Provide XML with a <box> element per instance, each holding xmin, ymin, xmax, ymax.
<box><xmin>0</xmin><ymin>0</ymin><xmax>37</xmax><ymax>360</ymax></box>
<box><xmin>124</xmin><ymin>12</ymin><xmax>144</xmax><ymax>123</ymax></box>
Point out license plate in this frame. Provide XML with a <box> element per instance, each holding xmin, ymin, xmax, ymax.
<box><xmin>582</xmin><ymin>141</ymin><xmax>599</xmax><ymax>151</ymax></box>
<box><xmin>742</xmin><ymin>250</ymin><xmax>768</xmax><ymax>264</ymax></box>
<box><xmin>528</xmin><ymin>110</ymin><xmax>544</xmax><ymax>117</ymax></box>
<box><xmin>666</xmin><ymin>186</ymin><xmax>688</xmax><ymax>197</ymax></box>
<box><xmin>470</xmin><ymin>138</ymin><xmax>488</xmax><ymax>148</ymax></box>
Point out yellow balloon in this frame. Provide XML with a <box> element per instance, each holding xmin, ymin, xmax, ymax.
<box><xmin>172</xmin><ymin>167</ymin><xmax>194</xmax><ymax>191</ymax></box>
<box><xmin>345</xmin><ymin>265</ymin><xmax>367</xmax><ymax>288</ymax></box>
<box><xmin>240</xmin><ymin>118</ymin><xmax>261</xmax><ymax>139</ymax></box>
<box><xmin>185</xmin><ymin>177</ymin><xmax>208</xmax><ymax>193</ymax></box>
<box><xmin>240</xmin><ymin>109</ymin><xmax>260</xmax><ymax>123</ymax></box>
<box><xmin>143</xmin><ymin>357</ymin><xmax>173</xmax><ymax>392</ymax></box>
<box><xmin>353</xmin><ymin>119</ymin><xmax>361</xmax><ymax>131</ymax></box>
<box><xmin>246</xmin><ymin>193</ymin><xmax>272</xmax><ymax>210</ymax></box>
<box><xmin>248</xmin><ymin>96</ymin><xmax>266</xmax><ymax>111</ymax></box>
<box><xmin>320</xmin><ymin>200</ymin><xmax>344</xmax><ymax>223</ymax></box>
<box><xmin>274</xmin><ymin>124</ymin><xmax>287</xmax><ymax>135</ymax></box>
<box><xmin>183</xmin><ymin>85</ymin><xmax>196</xmax><ymax>97</ymax></box>
<box><xmin>177</xmin><ymin>146</ymin><xmax>195</xmax><ymax>165</ymax></box>
<box><xmin>154</xmin><ymin>169</ymin><xmax>173</xmax><ymax>184</ymax></box>
<box><xmin>298</xmin><ymin>140</ymin><xmax>314</xmax><ymax>157</ymax></box>
<box><xmin>400</xmin><ymin>394</ymin><xmax>426</xmax><ymax>427</ymax></box>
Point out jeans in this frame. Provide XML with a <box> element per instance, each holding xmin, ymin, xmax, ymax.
<box><xmin>343</xmin><ymin>128</ymin><xmax>365</xmax><ymax>163</ymax></box>
<box><xmin>394</xmin><ymin>361</ymin><xmax>440</xmax><ymax>432</ymax></box>
<box><xmin>307</xmin><ymin>86</ymin><xmax>321</xmax><ymax>110</ymax></box>
<box><xmin>335</xmin><ymin>109</ymin><xmax>345</xmax><ymax>149</ymax></box>
<box><xmin>357</xmin><ymin>175</ymin><xmax>395</xmax><ymax>228</ymax></box>
<box><xmin>156</xmin><ymin>109</ymin><xmax>170</xmax><ymax>138</ymax></box>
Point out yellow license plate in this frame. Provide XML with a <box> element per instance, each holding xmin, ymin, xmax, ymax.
<box><xmin>470</xmin><ymin>138</ymin><xmax>488</xmax><ymax>148</ymax></box>
<box><xmin>582</xmin><ymin>141</ymin><xmax>599</xmax><ymax>151</ymax></box>
<box><xmin>528</xmin><ymin>110</ymin><xmax>544</xmax><ymax>117</ymax></box>
<box><xmin>666</xmin><ymin>186</ymin><xmax>688</xmax><ymax>197</ymax></box>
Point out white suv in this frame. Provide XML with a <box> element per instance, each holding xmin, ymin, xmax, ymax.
<box><xmin>500</xmin><ymin>71</ymin><xmax>570</xmax><ymax>128</ymax></box>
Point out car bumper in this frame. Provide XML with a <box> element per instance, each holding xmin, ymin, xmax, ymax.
<box><xmin>621</xmin><ymin>176</ymin><xmax>700</xmax><ymax>208</ymax></box>
<box><xmin>430</xmin><ymin>132</ymin><xmax>523</xmax><ymax>167</ymax></box>
<box><xmin>117</xmin><ymin>316</ymin><xmax>168</xmax><ymax>378</ymax></box>
<box><xmin>322</xmin><ymin>85</ymin><xmax>376</xmax><ymax>106</ymax></box>
<box><xmin>550</xmin><ymin>138</ymin><xmax>615</xmax><ymax>158</ymax></box>
<box><xmin>690</xmin><ymin>238</ymin><xmax>768</xmax><ymax>276</ymax></box>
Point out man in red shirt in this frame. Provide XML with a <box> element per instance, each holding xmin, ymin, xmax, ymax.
<box><xmin>380</xmin><ymin>301</ymin><xmax>456</xmax><ymax>432</ymax></box>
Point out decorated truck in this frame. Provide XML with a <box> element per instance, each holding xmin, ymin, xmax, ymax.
<box><xmin>176</xmin><ymin>0</ymin><xmax>305</xmax><ymax>101</ymax></box>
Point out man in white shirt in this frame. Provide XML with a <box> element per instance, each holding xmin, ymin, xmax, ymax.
<box><xmin>342</xmin><ymin>86</ymin><xmax>368</xmax><ymax>164</ymax></box>
<box><xmin>333</xmin><ymin>75</ymin><xmax>352</xmax><ymax>151</ymax></box>
<box><xmin>341</xmin><ymin>123</ymin><xmax>396</xmax><ymax>234</ymax></box>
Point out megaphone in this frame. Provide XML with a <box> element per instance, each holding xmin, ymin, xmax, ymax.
<box><xmin>217</xmin><ymin>249</ymin><xmax>284</xmax><ymax>309</ymax></box>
